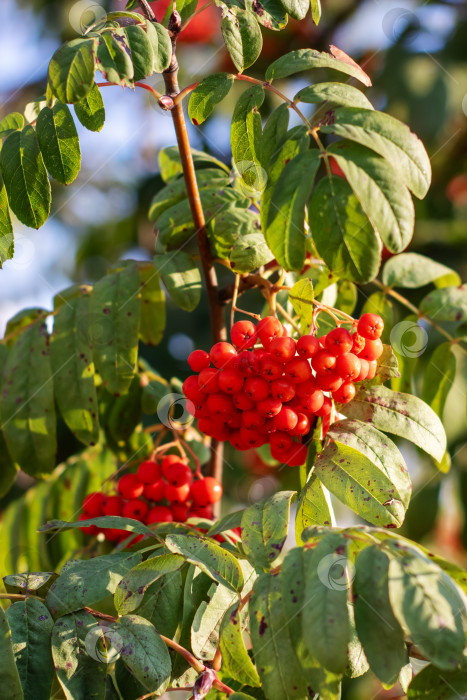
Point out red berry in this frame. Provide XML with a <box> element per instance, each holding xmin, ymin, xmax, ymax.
<box><xmin>234</xmin><ymin>350</ymin><xmax>260</xmax><ymax>377</ymax></box>
<box><xmin>367</xmin><ymin>360</ymin><xmax>377</xmax><ymax>380</ymax></box>
<box><xmin>191</xmin><ymin>477</ymin><xmax>223</xmax><ymax>506</ymax></box>
<box><xmin>355</xmin><ymin>358</ymin><xmax>369</xmax><ymax>382</ymax></box>
<box><xmin>198</xmin><ymin>368</ymin><xmax>219</xmax><ymax>393</ymax></box>
<box><xmin>244</xmin><ymin>376</ymin><xmax>269</xmax><ymax>402</ymax></box>
<box><xmin>161</xmin><ymin>455</ymin><xmax>187</xmax><ymax>478</ymax></box>
<box><xmin>311</xmin><ymin>349</ymin><xmax>337</xmax><ymax>374</ymax></box>
<box><xmin>188</xmin><ymin>349</ymin><xmax>210</xmax><ymax>372</ymax></box>
<box><xmin>332</xmin><ymin>382</ymin><xmax>356</xmax><ymax>404</ymax></box>
<box><xmin>287</xmin><ymin>443</ymin><xmax>308</xmax><ymax>467</ymax></box>
<box><xmin>325</xmin><ymin>328</ymin><xmax>353</xmax><ymax>356</ymax></box>
<box><xmin>190</xmin><ymin>503</ymin><xmax>213</xmax><ymax>519</ymax></box>
<box><xmin>240</xmin><ymin>428</ymin><xmax>265</xmax><ymax>448</ymax></box>
<box><xmin>259</xmin><ymin>354</ymin><xmax>284</xmax><ymax>381</ymax></box>
<box><xmin>270</xmin><ymin>443</ymin><xmax>290</xmax><ymax>463</ymax></box>
<box><xmin>229</xmin><ymin>431</ymin><xmax>250</xmax><ymax>451</ymax></box>
<box><xmin>143</xmin><ymin>479</ymin><xmax>166</xmax><ymax>502</ymax></box>
<box><xmin>171</xmin><ymin>504</ymin><xmax>189</xmax><ymax>521</ymax></box>
<box><xmin>105</xmin><ymin>528</ymin><xmax>128</xmax><ymax>542</ymax></box>
<box><xmin>336</xmin><ymin>353</ymin><xmax>361</xmax><ymax>381</ymax></box>
<box><xmin>284</xmin><ymin>358</ymin><xmax>312</xmax><ymax>383</ymax></box>
<box><xmin>269</xmin><ymin>431</ymin><xmax>293</xmax><ymax>451</ymax></box>
<box><xmin>232</xmin><ymin>391</ymin><xmax>255</xmax><ymax>411</ymax></box>
<box><xmin>122</xmin><ymin>499</ymin><xmax>149</xmax><ymax>520</ymax></box>
<box><xmin>315</xmin><ymin>372</ymin><xmax>343</xmax><ymax>392</ymax></box>
<box><xmin>165</xmin><ymin>482</ymin><xmax>191</xmax><ymax>503</ymax></box>
<box><xmin>218</xmin><ymin>368</ymin><xmax>244</xmax><ymax>394</ymax></box>
<box><xmin>269</xmin><ymin>336</ymin><xmax>296</xmax><ymax>362</ymax></box>
<box><xmin>351</xmin><ymin>332</ymin><xmax>366</xmax><ymax>355</ymax></box>
<box><xmin>183</xmin><ymin>375</ymin><xmax>204</xmax><ymax>402</ymax></box>
<box><xmin>357</xmin><ymin>313</ymin><xmax>384</xmax><ymax>340</ymax></box>
<box><xmin>102</xmin><ymin>495</ymin><xmax>124</xmax><ymax>516</ymax></box>
<box><xmin>295</xmin><ymin>377</ymin><xmax>316</xmax><ymax>397</ymax></box>
<box><xmin>207</xmin><ymin>392</ymin><xmax>234</xmax><ymax>415</ymax></box>
<box><xmin>137</xmin><ymin>460</ymin><xmax>161</xmax><ymax>484</ymax></box>
<box><xmin>298</xmin><ymin>390</ymin><xmax>324</xmax><ymax>413</ymax></box>
<box><xmin>273</xmin><ymin>406</ymin><xmax>298</xmax><ymax>431</ymax></box>
<box><xmin>359</xmin><ymin>338</ymin><xmax>383</xmax><ymax>361</ymax></box>
<box><xmin>231</xmin><ymin>320</ymin><xmax>257</xmax><ymax>349</ymax></box>
<box><xmin>210</xmin><ymin>341</ymin><xmax>237</xmax><ymax>369</ymax></box>
<box><xmin>256</xmin><ymin>397</ymin><xmax>282</xmax><ymax>417</ymax></box>
<box><xmin>257</xmin><ymin>316</ymin><xmax>283</xmax><ymax>347</ymax></box>
<box><xmin>315</xmin><ymin>395</ymin><xmax>332</xmax><ymax>417</ymax></box>
<box><xmin>242</xmin><ymin>410</ymin><xmax>265</xmax><ymax>430</ymax></box>
<box><xmin>118</xmin><ymin>474</ymin><xmax>143</xmax><ymax>499</ymax></box>
<box><xmin>271</xmin><ymin>378</ymin><xmax>296</xmax><ymax>402</ymax></box>
<box><xmin>289</xmin><ymin>412</ymin><xmax>310</xmax><ymax>436</ymax></box>
<box><xmin>227</xmin><ymin>411</ymin><xmax>242</xmax><ymax>429</ymax></box>
<box><xmin>166</xmin><ymin>463</ymin><xmax>192</xmax><ymax>487</ymax></box>
<box><xmin>79</xmin><ymin>514</ymin><xmax>98</xmax><ymax>535</ymax></box>
<box><xmin>83</xmin><ymin>492</ymin><xmax>104</xmax><ymax>517</ymax></box>
<box><xmin>296</xmin><ymin>335</ymin><xmax>320</xmax><ymax>358</ymax></box>
<box><xmin>146</xmin><ymin>506</ymin><xmax>173</xmax><ymax>524</ymax></box>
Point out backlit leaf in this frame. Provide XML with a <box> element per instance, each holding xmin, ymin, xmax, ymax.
<box><xmin>36</xmin><ymin>103</ymin><xmax>81</xmax><ymax>185</ymax></box>
<box><xmin>48</xmin><ymin>38</ymin><xmax>97</xmax><ymax>103</ymax></box>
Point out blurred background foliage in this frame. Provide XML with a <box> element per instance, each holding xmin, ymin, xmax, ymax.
<box><xmin>1</xmin><ymin>3</ymin><xmax>467</xmax><ymax>695</ymax></box>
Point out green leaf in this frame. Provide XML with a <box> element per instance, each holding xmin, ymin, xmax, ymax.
<box><xmin>311</xmin><ymin>0</ymin><xmax>321</xmax><ymax>23</ymax></box>
<box><xmin>0</xmin><ymin>126</ymin><xmax>51</xmax><ymax>229</ymax></box>
<box><xmin>74</xmin><ymin>83</ymin><xmax>105</xmax><ymax>132</ymax></box>
<box><xmin>341</xmin><ymin>385</ymin><xmax>447</xmax><ymax>463</ymax></box>
<box><xmin>165</xmin><ymin>533</ymin><xmax>244</xmax><ymax>592</ymax></box>
<box><xmin>382</xmin><ymin>252</ymin><xmax>461</xmax><ymax>289</ymax></box>
<box><xmin>322</xmin><ymin>107</ymin><xmax>431</xmax><ymax>199</ymax></box>
<box><xmin>136</xmin><ymin>569</ymin><xmax>184</xmax><ymax>638</ymax></box>
<box><xmin>266</xmin><ymin>149</ymin><xmax>321</xmax><ymax>271</ymax></box>
<box><xmin>209</xmin><ymin>207</ymin><xmax>260</xmax><ymax>260</ymax></box>
<box><xmin>277</xmin><ymin>0</ymin><xmax>308</xmax><ymax>21</ymax></box>
<box><xmin>0</xmin><ymin>607</ymin><xmax>24</xmax><ymax>700</ymax></box>
<box><xmin>24</xmin><ymin>97</ymin><xmax>47</xmax><ymax>124</ymax></box>
<box><xmin>0</xmin><ymin>175</ymin><xmax>14</xmax><ymax>267</ymax></box>
<box><xmin>144</xmin><ymin>21</ymin><xmax>174</xmax><ymax>73</ymax></box>
<box><xmin>261</xmin><ymin>103</ymin><xmax>290</xmax><ymax>169</ymax></box>
<box><xmin>207</xmin><ymin>510</ymin><xmax>244</xmax><ymax>537</ymax></box>
<box><xmin>420</xmin><ymin>285</ymin><xmax>467</xmax><ymax>323</ymax></box>
<box><xmin>36</xmin><ymin>103</ymin><xmax>81</xmax><ymax>185</ymax></box>
<box><xmin>153</xmin><ymin>252</ymin><xmax>201</xmax><ymax>312</ymax></box>
<box><xmin>111</xmin><ymin>615</ymin><xmax>171</xmax><ymax>694</ymax></box>
<box><xmin>162</xmin><ymin>0</ymin><xmax>197</xmax><ymax>26</ymax></box>
<box><xmin>422</xmin><ymin>342</ymin><xmax>456</xmax><ymax>418</ymax></box>
<box><xmin>220</xmin><ymin>601</ymin><xmax>260</xmax><ymax>685</ymax></box>
<box><xmin>0</xmin><ymin>113</ymin><xmax>24</xmax><ymax>139</ymax></box>
<box><xmin>114</xmin><ymin>553</ymin><xmax>185</xmax><ymax>614</ymax></box>
<box><xmin>3</xmin><ymin>572</ymin><xmax>55</xmax><ymax>591</ymax></box>
<box><xmin>295</xmin><ymin>81</ymin><xmax>373</xmax><ymax>109</ymax></box>
<box><xmin>90</xmin><ymin>262</ymin><xmax>141</xmax><ymax>395</ymax></box>
<box><xmin>159</xmin><ymin>145</ymin><xmax>229</xmax><ymax>182</ymax></box>
<box><xmin>46</xmin><ymin>551</ymin><xmax>143</xmax><ymax>615</ymax></box>
<box><xmin>52</xmin><ymin>611</ymin><xmax>107</xmax><ymax>700</ymax></box>
<box><xmin>188</xmin><ymin>73</ymin><xmax>235</xmax><ymax>125</ymax></box>
<box><xmin>231</xmin><ymin>85</ymin><xmax>264</xmax><ymax>186</ymax></box>
<box><xmin>250</xmin><ymin>573</ymin><xmax>308</xmax><ymax>699</ymax></box>
<box><xmin>97</xmin><ymin>30</ymin><xmax>135</xmax><ymax>86</ymax></box>
<box><xmin>123</xmin><ymin>24</ymin><xmax>153</xmax><ymax>81</ymax></box>
<box><xmin>39</xmin><ymin>514</ymin><xmax>155</xmax><ymax>536</ymax></box>
<box><xmin>221</xmin><ymin>8</ymin><xmax>263</xmax><ymax>72</ymax></box>
<box><xmin>230</xmin><ymin>233</ymin><xmax>274</xmax><ymax>272</ymax></box>
<box><xmin>149</xmin><ymin>169</ymin><xmax>229</xmax><ymax>221</ymax></box>
<box><xmin>241</xmin><ymin>491</ymin><xmax>295</xmax><ymax>570</ymax></box>
<box><xmin>295</xmin><ymin>473</ymin><xmax>332</xmax><ymax>544</ymax></box>
<box><xmin>388</xmin><ymin>548</ymin><xmax>465</xmax><ymax>669</ymax></box>
<box><xmin>48</xmin><ymin>38</ymin><xmax>97</xmax><ymax>103</ymax></box>
<box><xmin>138</xmin><ymin>265</ymin><xmax>165</xmax><ymax>345</ymax></box>
<box><xmin>266</xmin><ymin>47</ymin><xmax>372</xmax><ymax>85</ymax></box>
<box><xmin>1</xmin><ymin>320</ymin><xmax>57</xmax><ymax>477</ymax></box>
<box><xmin>407</xmin><ymin>662</ymin><xmax>467</xmax><ymax>699</ymax></box>
<box><xmin>289</xmin><ymin>277</ymin><xmax>314</xmax><ymax>333</ymax></box>
<box><xmin>328</xmin><ymin>141</ymin><xmax>415</xmax><ymax>254</ymax></box>
<box><xmin>354</xmin><ymin>546</ymin><xmax>408</xmax><ymax>685</ymax></box>
<box><xmin>6</xmin><ymin>599</ymin><xmax>54</xmax><ymax>700</ymax></box>
<box><xmin>310</xmin><ymin>176</ymin><xmax>382</xmax><ymax>283</ymax></box>
<box><xmin>245</xmin><ymin>0</ymin><xmax>287</xmax><ymax>30</ymax></box>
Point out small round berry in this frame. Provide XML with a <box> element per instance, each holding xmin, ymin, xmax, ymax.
<box><xmin>79</xmin><ymin>514</ymin><xmax>98</xmax><ymax>535</ymax></box>
<box><xmin>171</xmin><ymin>504</ymin><xmax>189</xmax><ymax>522</ymax></box>
<box><xmin>296</xmin><ymin>335</ymin><xmax>320</xmax><ymax>358</ymax></box>
<box><xmin>232</xmin><ymin>391</ymin><xmax>255</xmax><ymax>411</ymax></box>
<box><xmin>315</xmin><ymin>372</ymin><xmax>343</xmax><ymax>392</ymax></box>
<box><xmin>270</xmin><ymin>378</ymin><xmax>296</xmax><ymax>402</ymax></box>
<box><xmin>161</xmin><ymin>455</ymin><xmax>187</xmax><ymax>479</ymax></box>
<box><xmin>270</xmin><ymin>442</ymin><xmax>290</xmax><ymax>463</ymax></box>
<box><xmin>183</xmin><ymin>375</ymin><xmax>204</xmax><ymax>402</ymax></box>
<box><xmin>122</xmin><ymin>499</ymin><xmax>149</xmax><ymax>521</ymax></box>
<box><xmin>137</xmin><ymin>460</ymin><xmax>161</xmax><ymax>484</ymax></box>
<box><xmin>311</xmin><ymin>349</ymin><xmax>337</xmax><ymax>374</ymax></box>
<box><xmin>191</xmin><ymin>477</ymin><xmax>223</xmax><ymax>506</ymax></box>
<box><xmin>295</xmin><ymin>377</ymin><xmax>317</xmax><ymax>397</ymax></box>
<box><xmin>165</xmin><ymin>482</ymin><xmax>191</xmax><ymax>503</ymax></box>
<box><xmin>234</xmin><ymin>350</ymin><xmax>260</xmax><ymax>377</ymax></box>
<box><xmin>227</xmin><ymin>411</ymin><xmax>242</xmax><ymax>429</ymax></box>
<box><xmin>229</xmin><ymin>431</ymin><xmax>250</xmax><ymax>451</ymax></box>
<box><xmin>190</xmin><ymin>503</ymin><xmax>213</xmax><ymax>519</ymax></box>
<box><xmin>315</xmin><ymin>395</ymin><xmax>332</xmax><ymax>417</ymax></box>
<box><xmin>269</xmin><ymin>336</ymin><xmax>296</xmax><ymax>362</ymax></box>
<box><xmin>269</xmin><ymin>431</ymin><xmax>293</xmax><ymax>451</ymax></box>
<box><xmin>210</xmin><ymin>341</ymin><xmax>237</xmax><ymax>368</ymax></box>
<box><xmin>257</xmin><ymin>316</ymin><xmax>283</xmax><ymax>348</ymax></box>
<box><xmin>240</xmin><ymin>428</ymin><xmax>265</xmax><ymax>448</ymax></box>
<box><xmin>146</xmin><ymin>506</ymin><xmax>173</xmax><ymax>524</ymax></box>
<box><xmin>355</xmin><ymin>358</ymin><xmax>369</xmax><ymax>382</ymax></box>
<box><xmin>256</xmin><ymin>397</ymin><xmax>282</xmax><ymax>418</ymax></box>
<box><xmin>102</xmin><ymin>495</ymin><xmax>124</xmax><ymax>516</ymax></box>
<box><xmin>298</xmin><ymin>390</ymin><xmax>324</xmax><ymax>413</ymax></box>
<box><xmin>198</xmin><ymin>368</ymin><xmax>219</xmax><ymax>393</ymax></box>
<box><xmin>332</xmin><ymin>382</ymin><xmax>356</xmax><ymax>404</ymax></box>
<box><xmin>207</xmin><ymin>392</ymin><xmax>234</xmax><ymax>415</ymax></box>
<box><xmin>284</xmin><ymin>358</ymin><xmax>312</xmax><ymax>383</ymax></box>
<box><xmin>357</xmin><ymin>313</ymin><xmax>384</xmax><ymax>340</ymax></box>
<box><xmin>367</xmin><ymin>360</ymin><xmax>377</xmax><ymax>380</ymax></box>
<box><xmin>166</xmin><ymin>463</ymin><xmax>192</xmax><ymax>487</ymax></box>
<box><xmin>336</xmin><ymin>353</ymin><xmax>361</xmax><ymax>381</ymax></box>
<box><xmin>287</xmin><ymin>443</ymin><xmax>308</xmax><ymax>467</ymax></box>
<box><xmin>143</xmin><ymin>479</ymin><xmax>166</xmax><ymax>502</ymax></box>
<box><xmin>83</xmin><ymin>492</ymin><xmax>104</xmax><ymax>517</ymax></box>
<box><xmin>188</xmin><ymin>349</ymin><xmax>210</xmax><ymax>372</ymax></box>
<box><xmin>325</xmin><ymin>328</ymin><xmax>353</xmax><ymax>356</ymax></box>
<box><xmin>105</xmin><ymin>528</ymin><xmax>128</xmax><ymax>542</ymax></box>
<box><xmin>231</xmin><ymin>320</ymin><xmax>257</xmax><ymax>350</ymax></box>
<box><xmin>244</xmin><ymin>376</ymin><xmax>269</xmax><ymax>402</ymax></box>
<box><xmin>242</xmin><ymin>410</ymin><xmax>265</xmax><ymax>430</ymax></box>
<box><xmin>289</xmin><ymin>412</ymin><xmax>310</xmax><ymax>436</ymax></box>
<box><xmin>259</xmin><ymin>354</ymin><xmax>284</xmax><ymax>381</ymax></box>
<box><xmin>359</xmin><ymin>338</ymin><xmax>383</xmax><ymax>361</ymax></box>
<box><xmin>218</xmin><ymin>368</ymin><xmax>244</xmax><ymax>394</ymax></box>
<box><xmin>118</xmin><ymin>474</ymin><xmax>144</xmax><ymax>500</ymax></box>
<box><xmin>351</xmin><ymin>332</ymin><xmax>366</xmax><ymax>355</ymax></box>
<box><xmin>273</xmin><ymin>406</ymin><xmax>298</xmax><ymax>431</ymax></box>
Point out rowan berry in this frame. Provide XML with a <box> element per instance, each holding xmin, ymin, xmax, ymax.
<box><xmin>207</xmin><ymin>392</ymin><xmax>233</xmax><ymax>415</ymax></box>
<box><xmin>234</xmin><ymin>350</ymin><xmax>260</xmax><ymax>377</ymax></box>
<box><xmin>332</xmin><ymin>382</ymin><xmax>356</xmax><ymax>404</ymax></box>
<box><xmin>188</xmin><ymin>349</ymin><xmax>210</xmax><ymax>372</ymax></box>
<box><xmin>311</xmin><ymin>349</ymin><xmax>336</xmax><ymax>374</ymax></box>
<box><xmin>289</xmin><ymin>412</ymin><xmax>310</xmax><ymax>436</ymax></box>
<box><xmin>336</xmin><ymin>353</ymin><xmax>361</xmax><ymax>381</ymax></box>
<box><xmin>286</xmin><ymin>443</ymin><xmax>308</xmax><ymax>467</ymax></box>
<box><xmin>231</xmin><ymin>320</ymin><xmax>257</xmax><ymax>349</ymax></box>
<box><xmin>314</xmin><ymin>395</ymin><xmax>332</xmax><ymax>417</ymax></box>
<box><xmin>102</xmin><ymin>495</ymin><xmax>124</xmax><ymax>516</ymax></box>
<box><xmin>210</xmin><ymin>341</ymin><xmax>237</xmax><ymax>368</ymax></box>
<box><xmin>226</xmin><ymin>411</ymin><xmax>242</xmax><ymax>429</ymax></box>
<box><xmin>198</xmin><ymin>368</ymin><xmax>219</xmax><ymax>393</ymax></box>
<box><xmin>257</xmin><ymin>316</ymin><xmax>283</xmax><ymax>347</ymax></box>
<box><xmin>161</xmin><ymin>454</ymin><xmax>187</xmax><ymax>478</ymax></box>
<box><xmin>122</xmin><ymin>499</ymin><xmax>149</xmax><ymax>520</ymax></box>
<box><xmin>165</xmin><ymin>482</ymin><xmax>191</xmax><ymax>503</ymax></box>
<box><xmin>229</xmin><ymin>431</ymin><xmax>250</xmax><ymax>451</ymax></box>
<box><xmin>171</xmin><ymin>504</ymin><xmax>189</xmax><ymax>522</ymax></box>
<box><xmin>190</xmin><ymin>504</ymin><xmax>213</xmax><ymax>519</ymax></box>
<box><xmin>269</xmin><ymin>431</ymin><xmax>293</xmax><ymax>451</ymax></box>
<box><xmin>191</xmin><ymin>477</ymin><xmax>223</xmax><ymax>506</ymax></box>
<box><xmin>244</xmin><ymin>376</ymin><xmax>269</xmax><ymax>402</ymax></box>
<box><xmin>270</xmin><ymin>442</ymin><xmax>290</xmax><ymax>463</ymax></box>
<box><xmin>359</xmin><ymin>338</ymin><xmax>383</xmax><ymax>361</ymax></box>
<box><xmin>166</xmin><ymin>462</ymin><xmax>192</xmax><ymax>487</ymax></box>
<box><xmin>137</xmin><ymin>460</ymin><xmax>161</xmax><ymax>484</ymax></box>
<box><xmin>355</xmin><ymin>358</ymin><xmax>369</xmax><ymax>382</ymax></box>
<box><xmin>357</xmin><ymin>313</ymin><xmax>384</xmax><ymax>340</ymax></box>
<box><xmin>183</xmin><ymin>375</ymin><xmax>204</xmax><ymax>402</ymax></box>
<box><xmin>105</xmin><ymin>528</ymin><xmax>128</xmax><ymax>541</ymax></box>
<box><xmin>296</xmin><ymin>334</ymin><xmax>320</xmax><ymax>358</ymax></box>
<box><xmin>210</xmin><ymin>423</ymin><xmax>232</xmax><ymax>442</ymax></box>
<box><xmin>83</xmin><ymin>492</ymin><xmax>104</xmax><ymax>517</ymax></box>
<box><xmin>270</xmin><ymin>378</ymin><xmax>296</xmax><ymax>402</ymax></box>
<box><xmin>268</xmin><ymin>336</ymin><xmax>296</xmax><ymax>362</ymax></box>
<box><xmin>256</xmin><ymin>397</ymin><xmax>282</xmax><ymax>417</ymax></box>
<box><xmin>242</xmin><ymin>410</ymin><xmax>265</xmax><ymax>430</ymax></box>
<box><xmin>146</xmin><ymin>506</ymin><xmax>173</xmax><ymax>524</ymax></box>
<box><xmin>325</xmin><ymin>327</ymin><xmax>353</xmax><ymax>356</ymax></box>
<box><xmin>259</xmin><ymin>354</ymin><xmax>284</xmax><ymax>381</ymax></box>
<box><xmin>118</xmin><ymin>474</ymin><xmax>144</xmax><ymax>499</ymax></box>
<box><xmin>273</xmin><ymin>406</ymin><xmax>298</xmax><ymax>431</ymax></box>
<box><xmin>143</xmin><ymin>479</ymin><xmax>166</xmax><ymax>502</ymax></box>
<box><xmin>284</xmin><ymin>357</ymin><xmax>312</xmax><ymax>383</ymax></box>
<box><xmin>295</xmin><ymin>377</ymin><xmax>316</xmax><ymax>397</ymax></box>
<box><xmin>297</xmin><ymin>390</ymin><xmax>324</xmax><ymax>413</ymax></box>
<box><xmin>240</xmin><ymin>428</ymin><xmax>265</xmax><ymax>448</ymax></box>
<box><xmin>367</xmin><ymin>360</ymin><xmax>377</xmax><ymax>380</ymax></box>
<box><xmin>218</xmin><ymin>367</ymin><xmax>244</xmax><ymax>394</ymax></box>
<box><xmin>351</xmin><ymin>332</ymin><xmax>366</xmax><ymax>355</ymax></box>
<box><xmin>232</xmin><ymin>391</ymin><xmax>255</xmax><ymax>411</ymax></box>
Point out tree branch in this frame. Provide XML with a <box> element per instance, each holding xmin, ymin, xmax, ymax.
<box><xmin>137</xmin><ymin>0</ymin><xmax>156</xmax><ymax>21</ymax></box>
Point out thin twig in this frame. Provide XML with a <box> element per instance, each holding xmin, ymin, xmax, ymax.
<box><xmin>96</xmin><ymin>81</ymin><xmax>163</xmax><ymax>100</ymax></box>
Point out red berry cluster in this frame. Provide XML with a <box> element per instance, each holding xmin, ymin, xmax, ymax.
<box><xmin>79</xmin><ymin>456</ymin><xmax>222</xmax><ymax>542</ymax></box>
<box><xmin>183</xmin><ymin>313</ymin><xmax>384</xmax><ymax>466</ymax></box>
